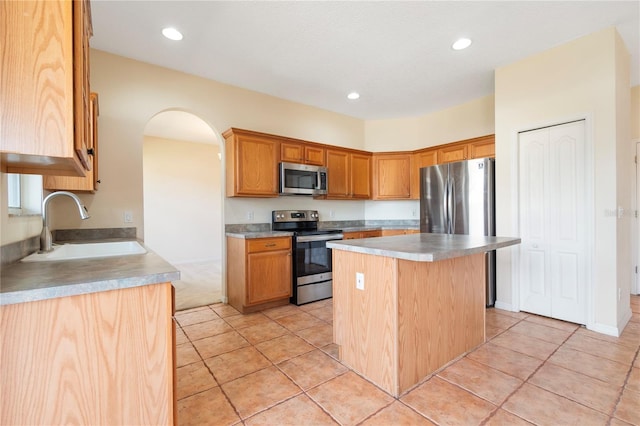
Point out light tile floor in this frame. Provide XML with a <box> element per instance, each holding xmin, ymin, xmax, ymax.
<box><xmin>175</xmin><ymin>296</ymin><xmax>640</xmax><ymax>426</ymax></box>
<box><xmin>173</xmin><ymin>260</ymin><xmax>223</xmax><ymax>311</ymax></box>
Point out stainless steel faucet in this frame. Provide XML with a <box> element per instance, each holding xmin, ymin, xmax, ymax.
<box><xmin>40</xmin><ymin>191</ymin><xmax>90</xmax><ymax>252</ymax></box>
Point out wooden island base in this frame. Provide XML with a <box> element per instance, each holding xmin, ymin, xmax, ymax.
<box><xmin>333</xmin><ymin>250</ymin><xmax>486</xmax><ymax>397</ymax></box>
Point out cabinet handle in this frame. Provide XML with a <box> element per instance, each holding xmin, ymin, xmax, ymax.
<box><xmin>87</xmin><ymin>148</ymin><xmax>95</xmax><ymax>156</ymax></box>
<box><xmin>264</xmin><ymin>243</ymin><xmax>277</xmax><ymax>247</ymax></box>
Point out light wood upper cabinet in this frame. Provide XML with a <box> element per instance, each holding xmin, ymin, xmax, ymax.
<box><xmin>281</xmin><ymin>142</ymin><xmax>325</xmax><ymax>166</ymax></box>
<box><xmin>410</xmin><ymin>148</ymin><xmax>438</xmax><ymax>199</ymax></box>
<box><xmin>372</xmin><ymin>153</ymin><xmax>411</xmax><ymax>200</ymax></box>
<box><xmin>325</xmin><ymin>148</ymin><xmax>371</xmax><ymax>199</ymax></box>
<box><xmin>227</xmin><ymin>236</ymin><xmax>292</xmax><ymax>313</ymax></box>
<box><xmin>325</xmin><ymin>149</ymin><xmax>350</xmax><ymax>198</ymax></box>
<box><xmin>44</xmin><ymin>93</ymin><xmax>100</xmax><ymax>192</ymax></box>
<box><xmin>1</xmin><ymin>0</ymin><xmax>93</xmax><ymax>177</ymax></box>
<box><xmin>224</xmin><ymin>128</ymin><xmax>279</xmax><ymax>197</ymax></box>
<box><xmin>350</xmin><ymin>153</ymin><xmax>371</xmax><ymax>199</ymax></box>
<box><xmin>437</xmin><ymin>142</ymin><xmax>468</xmax><ymax>164</ymax></box>
<box><xmin>468</xmin><ymin>134</ymin><xmax>495</xmax><ymax>159</ymax></box>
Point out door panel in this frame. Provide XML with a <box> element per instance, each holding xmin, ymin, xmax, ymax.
<box><xmin>450</xmin><ymin>158</ymin><xmax>493</xmax><ymax>236</ymax></box>
<box><xmin>519</xmin><ymin>130</ymin><xmax>550</xmax><ymax>315</ymax></box>
<box><xmin>419</xmin><ymin>165</ymin><xmax>447</xmax><ymax>233</ymax></box>
<box><xmin>519</xmin><ymin>120</ymin><xmax>586</xmax><ymax>325</ymax></box>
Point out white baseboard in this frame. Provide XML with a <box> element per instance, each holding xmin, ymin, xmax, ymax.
<box><xmin>588</xmin><ymin>321</ymin><xmax>623</xmax><ymax>337</ymax></box>
<box><xmin>220</xmin><ymin>296</ymin><xmax>228</xmax><ymax>304</ymax></box>
<box><xmin>494</xmin><ymin>300</ymin><xmax>514</xmax><ymax>311</ymax></box>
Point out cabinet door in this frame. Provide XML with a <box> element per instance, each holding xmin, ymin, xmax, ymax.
<box><xmin>468</xmin><ymin>135</ymin><xmax>495</xmax><ymax>159</ymax></box>
<box><xmin>342</xmin><ymin>232</ymin><xmax>362</xmax><ymax>240</ymax></box>
<box><xmin>73</xmin><ymin>0</ymin><xmax>92</xmax><ymax>171</ymax></box>
<box><xmin>350</xmin><ymin>153</ymin><xmax>371</xmax><ymax>199</ymax></box>
<box><xmin>410</xmin><ymin>149</ymin><xmax>438</xmax><ymax>199</ymax></box>
<box><xmin>360</xmin><ymin>230</ymin><xmax>381</xmax><ymax>238</ymax></box>
<box><xmin>304</xmin><ymin>146</ymin><xmax>325</xmax><ymax>166</ymax></box>
<box><xmin>247</xmin><ymin>250</ymin><xmax>292</xmax><ymax>305</ymax></box>
<box><xmin>326</xmin><ymin>149</ymin><xmax>350</xmax><ymax>198</ymax></box>
<box><xmin>1</xmin><ymin>0</ymin><xmax>90</xmax><ymax>176</ymax></box>
<box><xmin>437</xmin><ymin>143</ymin><xmax>467</xmax><ymax>164</ymax></box>
<box><xmin>43</xmin><ymin>93</ymin><xmax>99</xmax><ymax>192</ymax></box>
<box><xmin>281</xmin><ymin>142</ymin><xmax>304</xmax><ymax>163</ymax></box>
<box><xmin>372</xmin><ymin>154</ymin><xmax>411</xmax><ymax>200</ymax></box>
<box><xmin>231</xmin><ymin>134</ymin><xmax>279</xmax><ymax>197</ymax></box>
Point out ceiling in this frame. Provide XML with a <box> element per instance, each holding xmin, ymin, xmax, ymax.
<box><xmin>91</xmin><ymin>1</ymin><xmax>639</xmax><ymax>121</ymax></box>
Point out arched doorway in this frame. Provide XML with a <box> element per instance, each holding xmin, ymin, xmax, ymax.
<box><xmin>143</xmin><ymin>110</ymin><xmax>224</xmax><ymax>310</ymax></box>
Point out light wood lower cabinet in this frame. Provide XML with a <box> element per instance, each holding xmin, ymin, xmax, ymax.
<box><xmin>380</xmin><ymin>229</ymin><xmax>420</xmax><ymax>236</ymax></box>
<box><xmin>227</xmin><ymin>236</ymin><xmax>292</xmax><ymax>313</ymax></box>
<box><xmin>0</xmin><ymin>283</ymin><xmax>175</xmax><ymax>425</ymax></box>
<box><xmin>343</xmin><ymin>230</ymin><xmax>382</xmax><ymax>240</ymax></box>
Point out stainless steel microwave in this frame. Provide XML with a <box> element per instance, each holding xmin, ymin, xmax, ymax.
<box><xmin>279</xmin><ymin>162</ymin><xmax>327</xmax><ymax>196</ymax></box>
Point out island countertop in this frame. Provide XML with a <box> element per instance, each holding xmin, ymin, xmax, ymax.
<box><xmin>0</xmin><ymin>242</ymin><xmax>180</xmax><ymax>306</ymax></box>
<box><xmin>327</xmin><ymin>233</ymin><xmax>521</xmax><ymax>262</ymax></box>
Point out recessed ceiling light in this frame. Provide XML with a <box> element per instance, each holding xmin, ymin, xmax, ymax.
<box><xmin>452</xmin><ymin>38</ymin><xmax>472</xmax><ymax>50</ymax></box>
<box><xmin>347</xmin><ymin>92</ymin><xmax>360</xmax><ymax>100</ymax></box>
<box><xmin>162</xmin><ymin>27</ymin><xmax>183</xmax><ymax>41</ymax></box>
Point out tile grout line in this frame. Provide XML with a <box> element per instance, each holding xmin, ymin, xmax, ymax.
<box><xmin>479</xmin><ymin>320</ymin><xmax>581</xmax><ymax>425</ymax></box>
<box><xmin>608</xmin><ymin>343</ymin><xmax>640</xmax><ymax>425</ymax></box>
<box><xmin>185</xmin><ymin>303</ymin><xmax>345</xmax><ymax>425</ymax></box>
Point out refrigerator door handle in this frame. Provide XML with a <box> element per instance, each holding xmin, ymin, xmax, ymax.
<box><xmin>449</xmin><ymin>178</ymin><xmax>456</xmax><ymax>233</ymax></box>
<box><xmin>443</xmin><ymin>177</ymin><xmax>450</xmax><ymax>233</ymax></box>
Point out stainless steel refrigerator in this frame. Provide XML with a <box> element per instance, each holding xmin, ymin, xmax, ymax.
<box><xmin>420</xmin><ymin>158</ymin><xmax>496</xmax><ymax>306</ymax></box>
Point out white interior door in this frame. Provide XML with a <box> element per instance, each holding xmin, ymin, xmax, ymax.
<box><xmin>519</xmin><ymin>120</ymin><xmax>587</xmax><ymax>324</ymax></box>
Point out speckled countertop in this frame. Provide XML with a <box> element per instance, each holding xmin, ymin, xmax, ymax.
<box><xmin>226</xmin><ymin>226</ymin><xmax>419</xmax><ymax>238</ymax></box>
<box><xmin>0</xmin><ymin>241</ymin><xmax>180</xmax><ymax>306</ymax></box>
<box><xmin>327</xmin><ymin>233</ymin><xmax>521</xmax><ymax>262</ymax></box>
<box><xmin>225</xmin><ymin>231</ymin><xmax>294</xmax><ymax>239</ymax></box>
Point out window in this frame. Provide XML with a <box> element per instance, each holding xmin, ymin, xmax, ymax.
<box><xmin>7</xmin><ymin>174</ymin><xmax>21</xmax><ymax>210</ymax></box>
<box><xmin>6</xmin><ymin>174</ymin><xmax>42</xmax><ymax>216</ymax></box>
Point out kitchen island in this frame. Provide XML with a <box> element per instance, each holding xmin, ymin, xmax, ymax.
<box><xmin>327</xmin><ymin>233</ymin><xmax>520</xmax><ymax>397</ymax></box>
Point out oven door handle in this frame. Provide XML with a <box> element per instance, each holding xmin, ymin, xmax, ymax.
<box><xmin>295</xmin><ymin>234</ymin><xmax>344</xmax><ymax>243</ymax></box>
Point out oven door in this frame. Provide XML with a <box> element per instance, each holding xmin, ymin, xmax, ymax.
<box><xmin>293</xmin><ymin>233</ymin><xmax>343</xmax><ymax>283</ymax></box>
<box><xmin>292</xmin><ymin>233</ymin><xmax>343</xmax><ymax>304</ymax></box>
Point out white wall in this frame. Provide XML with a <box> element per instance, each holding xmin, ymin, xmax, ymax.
<box><xmin>495</xmin><ymin>27</ymin><xmax>633</xmax><ymax>334</ymax></box>
<box><xmin>43</xmin><ymin>50</ymin><xmax>366</xmax><ymax>238</ymax></box>
<box><xmin>143</xmin><ymin>136</ymin><xmax>221</xmax><ymax>264</ymax></box>
<box><xmin>364</xmin><ymin>95</ymin><xmax>495</xmax><ymax>152</ymax></box>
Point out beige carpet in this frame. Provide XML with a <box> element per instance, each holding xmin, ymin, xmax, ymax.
<box><xmin>173</xmin><ymin>260</ymin><xmax>222</xmax><ymax>311</ymax></box>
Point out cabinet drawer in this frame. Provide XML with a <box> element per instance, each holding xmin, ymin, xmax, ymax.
<box><xmin>361</xmin><ymin>230</ymin><xmax>382</xmax><ymax>238</ymax></box>
<box><xmin>247</xmin><ymin>237</ymin><xmax>291</xmax><ymax>253</ymax></box>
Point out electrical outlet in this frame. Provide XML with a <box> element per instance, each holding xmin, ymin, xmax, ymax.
<box><xmin>411</xmin><ymin>209</ymin><xmax>417</xmax><ymax>217</ymax></box>
<box><xmin>246</xmin><ymin>211</ymin><xmax>254</xmax><ymax>221</ymax></box>
<box><xmin>356</xmin><ymin>272</ymin><xmax>364</xmax><ymax>290</ymax></box>
<box><xmin>330</xmin><ymin>210</ymin><xmax>335</xmax><ymax>218</ymax></box>
<box><xmin>123</xmin><ymin>211</ymin><xmax>133</xmax><ymax>223</ymax></box>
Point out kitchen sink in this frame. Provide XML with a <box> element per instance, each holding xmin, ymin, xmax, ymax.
<box><xmin>21</xmin><ymin>241</ymin><xmax>147</xmax><ymax>262</ymax></box>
